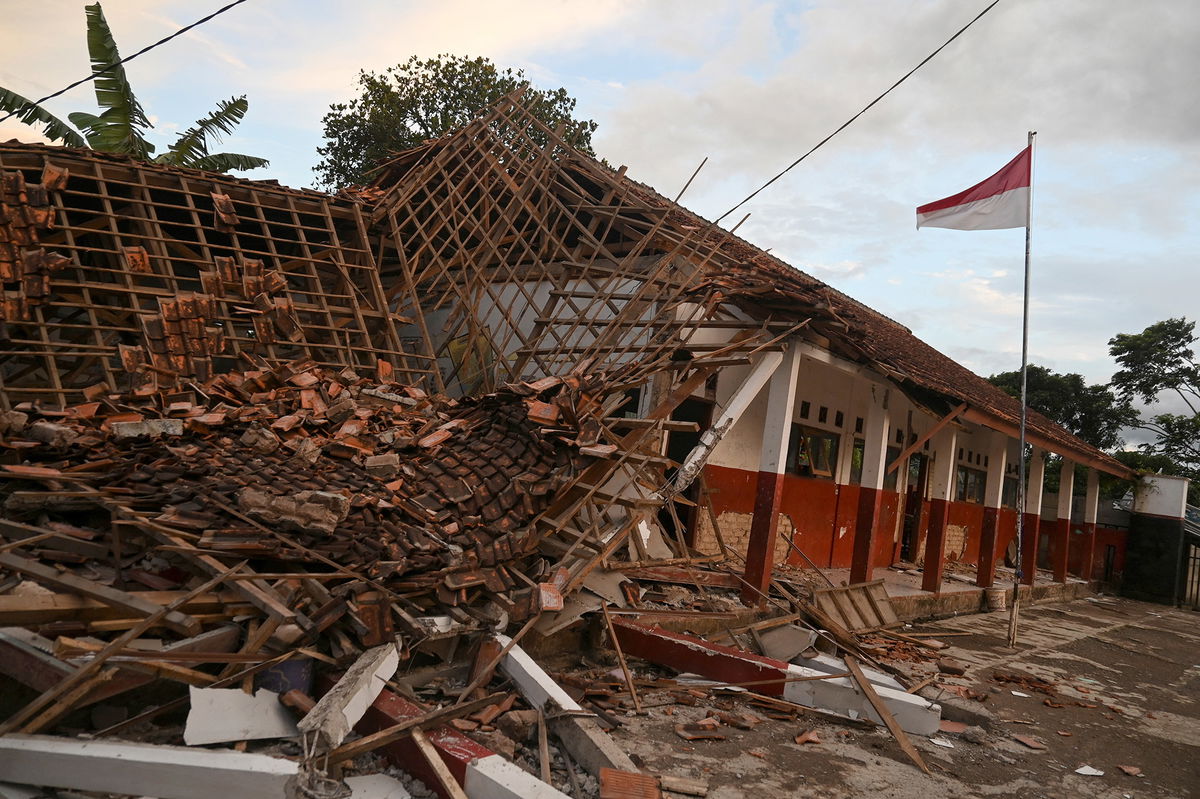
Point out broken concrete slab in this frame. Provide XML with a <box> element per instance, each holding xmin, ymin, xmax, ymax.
<box><xmin>184</xmin><ymin>685</ymin><xmax>299</xmax><ymax>745</ymax></box>
<box><xmin>791</xmin><ymin>650</ymin><xmax>904</xmax><ymax>691</ymax></box>
<box><xmin>757</xmin><ymin>623</ymin><xmax>818</xmax><ymax>661</ymax></box>
<box><xmin>782</xmin><ymin>663</ymin><xmax>940</xmax><ymax>737</ymax></box>
<box><xmin>0</xmin><ymin>734</ymin><xmax>299</xmax><ymax>799</ymax></box>
<box><xmin>299</xmin><ymin>643</ymin><xmax>399</xmax><ymax>752</ymax></box>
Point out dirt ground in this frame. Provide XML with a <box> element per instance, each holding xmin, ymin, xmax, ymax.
<box><xmin>606</xmin><ymin>596</ymin><xmax>1200</xmax><ymax>799</ymax></box>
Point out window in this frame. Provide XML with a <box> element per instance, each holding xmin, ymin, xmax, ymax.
<box><xmin>1002</xmin><ymin>476</ymin><xmax>1019</xmax><ymax>509</ymax></box>
<box><xmin>786</xmin><ymin>424</ymin><xmax>840</xmax><ymax>479</ymax></box>
<box><xmin>956</xmin><ymin>466</ymin><xmax>986</xmax><ymax>504</ymax></box>
<box><xmin>848</xmin><ymin>438</ymin><xmax>866</xmax><ymax>485</ymax></box>
<box><xmin>883</xmin><ymin>446</ymin><xmax>902</xmax><ymax>490</ymax></box>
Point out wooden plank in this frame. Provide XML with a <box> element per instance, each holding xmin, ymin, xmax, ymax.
<box><xmin>844</xmin><ymin>656</ymin><xmax>928</xmax><ymax>774</ymax></box>
<box><xmin>0</xmin><ymin>552</ymin><xmax>200</xmax><ymax>636</ymax></box>
<box><xmin>0</xmin><ymin>566</ymin><xmax>242</xmax><ymax>735</ymax></box>
<box><xmin>0</xmin><ymin>626</ymin><xmax>239</xmax><ymax>708</ymax></box>
<box><xmin>829</xmin><ymin>590</ymin><xmax>866</xmax><ymax>631</ymax></box>
<box><xmin>601</xmin><ymin>603</ymin><xmax>642</xmax><ymax>714</ymax></box>
<box><xmin>412</xmin><ymin>727</ymin><xmax>470</xmax><ymax>799</ymax></box>
<box><xmin>326</xmin><ymin>692</ymin><xmax>503</xmax><ymax>766</ymax></box>
<box><xmin>844</xmin><ymin>586</ymin><xmax>879</xmax><ymax>629</ymax></box>
<box><xmin>864</xmin><ymin>582</ymin><xmax>901</xmax><ymax>627</ymax></box>
<box><xmin>0</xmin><ymin>589</ymin><xmax>243</xmax><ymax>626</ymax></box>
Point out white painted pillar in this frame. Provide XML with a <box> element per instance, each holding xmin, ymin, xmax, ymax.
<box><xmin>1051</xmin><ymin>457</ymin><xmax>1075</xmax><ymax>581</ymax></box>
<box><xmin>1080</xmin><ymin>468</ymin><xmax>1101</xmax><ymax>581</ymax></box>
<box><xmin>743</xmin><ymin>343</ymin><xmax>803</xmax><ymax>603</ymax></box>
<box><xmin>977</xmin><ymin>429</ymin><xmax>1009</xmax><ymax>586</ymax></box>
<box><xmin>921</xmin><ymin>425</ymin><xmax>958</xmax><ymax>592</ymax></box>
<box><xmin>850</xmin><ymin>382</ymin><xmax>891</xmax><ymax>583</ymax></box>
<box><xmin>1020</xmin><ymin>446</ymin><xmax>1046</xmax><ymax>584</ymax></box>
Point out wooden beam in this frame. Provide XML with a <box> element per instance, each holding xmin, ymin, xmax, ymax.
<box><xmin>844</xmin><ymin>656</ymin><xmax>929</xmax><ymax>774</ymax></box>
<box><xmin>885</xmin><ymin>402</ymin><xmax>968</xmax><ymax>474</ymax></box>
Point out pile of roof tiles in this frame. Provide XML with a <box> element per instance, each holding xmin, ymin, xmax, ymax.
<box><xmin>0</xmin><ymin>164</ymin><xmax>71</xmax><ymax>322</ymax></box>
<box><xmin>0</xmin><ymin>356</ymin><xmax>615</xmax><ymax>735</ymax></box>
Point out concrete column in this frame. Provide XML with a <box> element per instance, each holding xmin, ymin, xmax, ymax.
<box><xmin>742</xmin><ymin>344</ymin><xmax>803</xmax><ymax>605</ymax></box>
<box><xmin>1020</xmin><ymin>447</ymin><xmax>1046</xmax><ymax>586</ymax></box>
<box><xmin>849</xmin><ymin>383</ymin><xmax>890</xmax><ymax>584</ymax></box>
<box><xmin>1079</xmin><ymin>468</ymin><xmax>1100</xmax><ymax>582</ymax></box>
<box><xmin>921</xmin><ymin>425</ymin><xmax>958</xmax><ymax>593</ymax></box>
<box><xmin>976</xmin><ymin>429</ymin><xmax>1009</xmax><ymax>587</ymax></box>
<box><xmin>1051</xmin><ymin>458</ymin><xmax>1075</xmax><ymax>583</ymax></box>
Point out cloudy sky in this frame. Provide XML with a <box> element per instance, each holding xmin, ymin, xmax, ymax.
<box><xmin>2</xmin><ymin>0</ymin><xmax>1195</xmax><ymax>417</ymax></box>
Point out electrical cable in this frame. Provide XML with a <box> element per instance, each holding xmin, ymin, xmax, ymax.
<box><xmin>0</xmin><ymin>0</ymin><xmax>251</xmax><ymax>126</ymax></box>
<box><xmin>714</xmin><ymin>0</ymin><xmax>1003</xmax><ymax>224</ymax></box>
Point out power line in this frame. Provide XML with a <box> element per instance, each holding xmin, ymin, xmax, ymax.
<box><xmin>714</xmin><ymin>0</ymin><xmax>1003</xmax><ymax>224</ymax></box>
<box><xmin>0</xmin><ymin>0</ymin><xmax>251</xmax><ymax>126</ymax></box>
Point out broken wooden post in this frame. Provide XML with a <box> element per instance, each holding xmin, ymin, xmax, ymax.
<box><xmin>601</xmin><ymin>602</ymin><xmax>643</xmax><ymax>714</ymax></box>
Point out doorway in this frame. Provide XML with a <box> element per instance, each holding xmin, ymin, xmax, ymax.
<box><xmin>659</xmin><ymin>396</ymin><xmax>714</xmax><ymax>550</ymax></box>
<box><xmin>900</xmin><ymin>453</ymin><xmax>929</xmax><ymax>562</ymax></box>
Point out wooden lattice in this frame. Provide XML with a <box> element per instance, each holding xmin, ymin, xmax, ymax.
<box><xmin>0</xmin><ymin>145</ymin><xmax>433</xmax><ymax>408</ymax></box>
<box><xmin>368</xmin><ymin>93</ymin><xmax>789</xmax><ymax>398</ymax></box>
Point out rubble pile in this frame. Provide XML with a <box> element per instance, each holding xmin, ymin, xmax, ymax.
<box><xmin>1</xmin><ymin>357</ymin><xmax>598</xmax><ymax>615</ymax></box>
<box><xmin>0</xmin><ymin>358</ymin><xmax>947</xmax><ymax>798</ymax></box>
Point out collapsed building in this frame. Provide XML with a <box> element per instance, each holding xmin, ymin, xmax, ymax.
<box><xmin>0</xmin><ymin>94</ymin><xmax>1191</xmax><ymax>796</ymax></box>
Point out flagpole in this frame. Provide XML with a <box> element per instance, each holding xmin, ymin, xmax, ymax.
<box><xmin>1007</xmin><ymin>130</ymin><xmax>1036</xmax><ymax>648</ymax></box>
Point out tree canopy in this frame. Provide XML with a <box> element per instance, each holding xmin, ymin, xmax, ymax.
<box><xmin>1109</xmin><ymin>317</ymin><xmax>1200</xmax><ymax>502</ymax></box>
<box><xmin>0</xmin><ymin>3</ymin><xmax>267</xmax><ymax>173</ymax></box>
<box><xmin>987</xmin><ymin>364</ymin><xmax>1136</xmax><ymax>452</ymax></box>
<box><xmin>314</xmin><ymin>54</ymin><xmax>597</xmax><ymax>191</ymax></box>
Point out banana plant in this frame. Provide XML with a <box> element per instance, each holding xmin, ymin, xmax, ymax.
<box><xmin>0</xmin><ymin>3</ymin><xmax>267</xmax><ymax>173</ymax></box>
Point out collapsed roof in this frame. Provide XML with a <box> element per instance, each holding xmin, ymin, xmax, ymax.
<box><xmin>0</xmin><ymin>93</ymin><xmax>1130</xmax><ymax>473</ymax></box>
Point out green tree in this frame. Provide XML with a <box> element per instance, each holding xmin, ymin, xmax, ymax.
<box><xmin>314</xmin><ymin>54</ymin><xmax>597</xmax><ymax>191</ymax></box>
<box><xmin>987</xmin><ymin>364</ymin><xmax>1137</xmax><ymax>452</ymax></box>
<box><xmin>1109</xmin><ymin>317</ymin><xmax>1200</xmax><ymax>503</ymax></box>
<box><xmin>0</xmin><ymin>4</ymin><xmax>267</xmax><ymax>173</ymax></box>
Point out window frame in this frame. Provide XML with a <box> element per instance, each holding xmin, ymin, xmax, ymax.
<box><xmin>786</xmin><ymin>423</ymin><xmax>841</xmax><ymax>480</ymax></box>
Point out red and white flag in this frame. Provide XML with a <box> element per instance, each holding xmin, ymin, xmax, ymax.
<box><xmin>916</xmin><ymin>146</ymin><xmax>1031</xmax><ymax>230</ymax></box>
